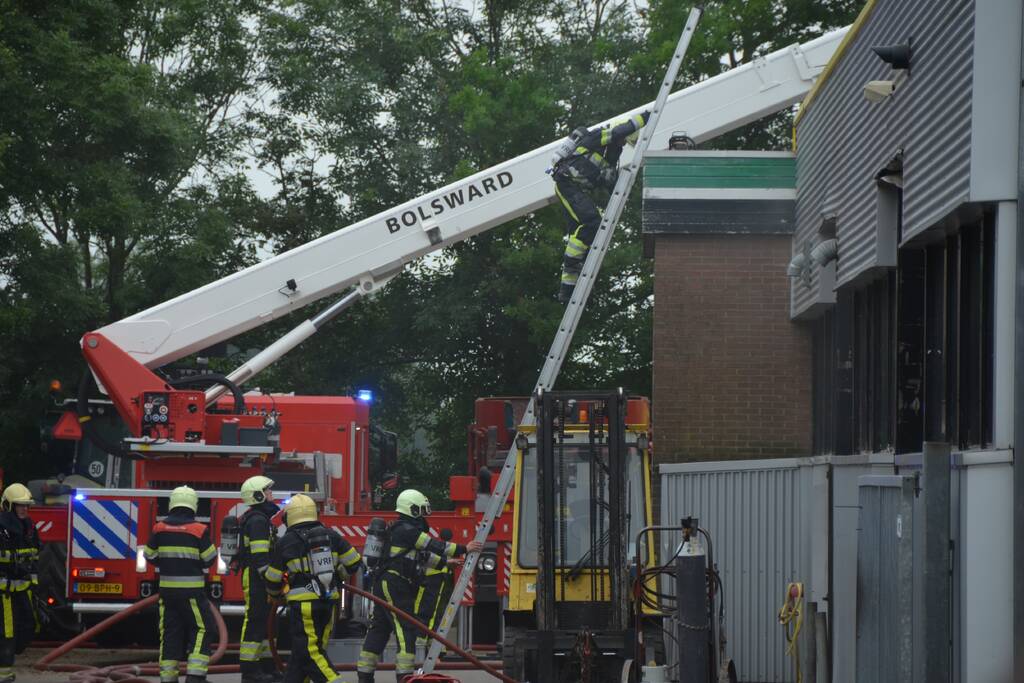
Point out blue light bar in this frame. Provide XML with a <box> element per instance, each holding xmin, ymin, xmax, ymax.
<box><xmin>74</xmin><ymin>492</ymin><xmax>86</xmax><ymax>501</ymax></box>
<box><xmin>356</xmin><ymin>389</ymin><xmax>373</xmax><ymax>402</ymax></box>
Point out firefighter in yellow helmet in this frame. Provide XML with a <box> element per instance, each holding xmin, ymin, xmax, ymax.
<box><xmin>237</xmin><ymin>476</ymin><xmax>280</xmax><ymax>683</ymax></box>
<box><xmin>264</xmin><ymin>494</ymin><xmax>361</xmax><ymax>683</ymax></box>
<box><xmin>142</xmin><ymin>486</ymin><xmax>218</xmax><ymax>683</ymax></box>
<box><xmin>0</xmin><ymin>484</ymin><xmax>39</xmax><ymax>682</ymax></box>
<box><xmin>357</xmin><ymin>489</ymin><xmax>483</xmax><ymax>683</ymax></box>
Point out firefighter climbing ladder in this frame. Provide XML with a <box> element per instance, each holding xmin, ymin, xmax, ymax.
<box><xmin>421</xmin><ymin>5</ymin><xmax>705</xmax><ymax>673</ymax></box>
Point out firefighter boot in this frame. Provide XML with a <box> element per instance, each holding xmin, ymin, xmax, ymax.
<box><xmin>357</xmin><ymin>674</ymin><xmax>375</xmax><ymax>683</ymax></box>
<box><xmin>558</xmin><ymin>256</ymin><xmax>583</xmax><ymax>304</ymax></box>
<box><xmin>260</xmin><ymin>658</ymin><xmax>283</xmax><ymax>683</ymax></box>
<box><xmin>240</xmin><ymin>660</ymin><xmax>271</xmax><ymax>683</ymax></box>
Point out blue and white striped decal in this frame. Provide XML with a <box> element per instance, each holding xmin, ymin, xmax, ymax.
<box><xmin>71</xmin><ymin>499</ymin><xmax>139</xmax><ymax>559</ymax></box>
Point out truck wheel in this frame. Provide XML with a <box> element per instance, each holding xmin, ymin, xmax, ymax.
<box><xmin>37</xmin><ymin>542</ymin><xmax>79</xmax><ymax>638</ymax></box>
<box><xmin>501</xmin><ymin>625</ymin><xmax>525</xmax><ymax>682</ymax></box>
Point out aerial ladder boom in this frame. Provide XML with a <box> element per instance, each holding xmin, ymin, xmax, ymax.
<box><xmin>90</xmin><ymin>27</ymin><xmax>847</xmax><ymax>375</ymax></box>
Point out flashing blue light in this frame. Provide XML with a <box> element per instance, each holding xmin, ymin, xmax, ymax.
<box><xmin>74</xmin><ymin>492</ymin><xmax>86</xmax><ymax>501</ymax></box>
<box><xmin>356</xmin><ymin>389</ymin><xmax>373</xmax><ymax>402</ymax></box>
<box><xmin>282</xmin><ymin>498</ymin><xmax>292</xmax><ymax>506</ymax></box>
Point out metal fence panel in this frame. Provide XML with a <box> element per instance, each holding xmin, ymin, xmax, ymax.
<box><xmin>661</xmin><ymin>460</ymin><xmax>805</xmax><ymax>682</ymax></box>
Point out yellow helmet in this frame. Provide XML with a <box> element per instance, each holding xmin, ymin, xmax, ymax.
<box><xmin>396</xmin><ymin>489</ymin><xmax>431</xmax><ymax>518</ymax></box>
<box><xmin>240</xmin><ymin>476</ymin><xmax>275</xmax><ymax>505</ymax></box>
<box><xmin>169</xmin><ymin>485</ymin><xmax>198</xmax><ymax>513</ymax></box>
<box><xmin>1</xmin><ymin>484</ymin><xmax>33</xmax><ymax>510</ymax></box>
<box><xmin>285</xmin><ymin>494</ymin><xmax>318</xmax><ymax>526</ymax></box>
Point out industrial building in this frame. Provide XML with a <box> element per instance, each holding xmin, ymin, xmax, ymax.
<box><xmin>646</xmin><ymin>0</ymin><xmax>1021</xmax><ymax>680</ymax></box>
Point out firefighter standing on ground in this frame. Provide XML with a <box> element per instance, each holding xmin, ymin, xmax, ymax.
<box><xmin>264</xmin><ymin>494</ymin><xmax>361</xmax><ymax>683</ymax></box>
<box><xmin>237</xmin><ymin>476</ymin><xmax>282</xmax><ymax>683</ymax></box>
<box><xmin>0</xmin><ymin>484</ymin><xmax>39</xmax><ymax>683</ymax></box>
<box><xmin>143</xmin><ymin>486</ymin><xmax>218</xmax><ymax>683</ymax></box>
<box><xmin>357</xmin><ymin>490</ymin><xmax>483</xmax><ymax>683</ymax></box>
<box><xmin>550</xmin><ymin>111</ymin><xmax>650</xmax><ymax>303</ymax></box>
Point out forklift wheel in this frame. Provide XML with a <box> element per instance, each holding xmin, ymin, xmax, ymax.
<box><xmin>620</xmin><ymin>658</ymin><xmax>634</xmax><ymax>683</ymax></box>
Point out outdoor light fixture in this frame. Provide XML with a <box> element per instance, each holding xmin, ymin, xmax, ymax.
<box><xmin>872</xmin><ymin>41</ymin><xmax>912</xmax><ymax>72</ymax></box>
<box><xmin>864</xmin><ymin>80</ymin><xmax>896</xmax><ymax>102</ymax></box>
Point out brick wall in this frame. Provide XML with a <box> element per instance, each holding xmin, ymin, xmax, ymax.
<box><xmin>652</xmin><ymin>234</ymin><xmax>812</xmax><ymax>463</ymax></box>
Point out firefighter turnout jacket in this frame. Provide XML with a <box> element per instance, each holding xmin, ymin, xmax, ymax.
<box><xmin>263</xmin><ymin>521</ymin><xmax>361</xmax><ymax>603</ymax></box>
<box><xmin>143</xmin><ymin>509</ymin><xmax>218</xmax><ymax>593</ymax></box>
<box><xmin>553</xmin><ymin>112</ymin><xmax>649</xmax><ymax>192</ymax></box>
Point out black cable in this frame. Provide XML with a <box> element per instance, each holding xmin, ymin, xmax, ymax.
<box><xmin>166</xmin><ymin>373</ymin><xmax>246</xmax><ymax>414</ymax></box>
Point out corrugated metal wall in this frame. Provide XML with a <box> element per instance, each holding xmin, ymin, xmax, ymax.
<box><xmin>792</xmin><ymin>0</ymin><xmax>975</xmax><ymax>318</ymax></box>
<box><xmin>661</xmin><ymin>461</ymin><xmax>806</xmax><ymax>682</ymax></box>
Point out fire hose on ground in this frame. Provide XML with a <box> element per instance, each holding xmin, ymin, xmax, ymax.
<box><xmin>34</xmin><ymin>583</ymin><xmax>513</xmax><ymax>683</ymax></box>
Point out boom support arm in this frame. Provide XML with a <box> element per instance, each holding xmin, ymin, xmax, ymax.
<box><xmin>90</xmin><ymin>29</ymin><xmax>847</xmax><ymax>370</ymax></box>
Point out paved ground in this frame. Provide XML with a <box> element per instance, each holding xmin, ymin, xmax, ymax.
<box><xmin>21</xmin><ymin>647</ymin><xmax>504</xmax><ymax>682</ymax></box>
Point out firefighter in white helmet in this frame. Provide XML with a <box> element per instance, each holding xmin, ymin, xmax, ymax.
<box><xmin>237</xmin><ymin>476</ymin><xmax>280</xmax><ymax>683</ymax></box>
<box><xmin>0</xmin><ymin>484</ymin><xmax>39</xmax><ymax>683</ymax></box>
<box><xmin>264</xmin><ymin>494</ymin><xmax>361</xmax><ymax>683</ymax></box>
<box><xmin>357</xmin><ymin>489</ymin><xmax>483</xmax><ymax>683</ymax></box>
<box><xmin>142</xmin><ymin>486</ymin><xmax>218</xmax><ymax>683</ymax></box>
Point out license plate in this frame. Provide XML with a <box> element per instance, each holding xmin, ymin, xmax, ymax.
<box><xmin>75</xmin><ymin>582</ymin><xmax>123</xmax><ymax>594</ymax></box>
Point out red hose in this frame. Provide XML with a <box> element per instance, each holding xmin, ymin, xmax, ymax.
<box><xmin>34</xmin><ymin>585</ymin><xmax>511</xmax><ymax>682</ymax></box>
<box><xmin>34</xmin><ymin>594</ymin><xmax>228</xmax><ymax>681</ymax></box>
<box><xmin>341</xmin><ymin>582</ymin><xmax>517</xmax><ymax>683</ymax></box>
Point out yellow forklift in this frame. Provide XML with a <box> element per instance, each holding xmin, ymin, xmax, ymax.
<box><xmin>502</xmin><ymin>389</ymin><xmax>664</xmax><ymax>682</ymax></box>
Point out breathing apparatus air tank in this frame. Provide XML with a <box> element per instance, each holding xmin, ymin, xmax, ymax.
<box><xmin>547</xmin><ymin>126</ymin><xmax>589</xmax><ymax>174</ymax></box>
<box><xmin>220</xmin><ymin>515</ymin><xmax>240</xmax><ymax>568</ymax></box>
<box><xmin>301</xmin><ymin>526</ymin><xmax>336</xmax><ymax>598</ymax></box>
<box><xmin>363</xmin><ymin>517</ymin><xmax>388</xmax><ymax>572</ymax></box>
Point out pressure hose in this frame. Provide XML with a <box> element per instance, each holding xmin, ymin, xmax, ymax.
<box><xmin>35</xmin><ymin>584</ymin><xmax>510</xmax><ymax>682</ymax></box>
<box><xmin>34</xmin><ymin>594</ymin><xmax>229</xmax><ymax>682</ymax></box>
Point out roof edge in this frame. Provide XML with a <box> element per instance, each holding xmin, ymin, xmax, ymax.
<box><xmin>793</xmin><ymin>0</ymin><xmax>882</xmax><ymax>129</ymax></box>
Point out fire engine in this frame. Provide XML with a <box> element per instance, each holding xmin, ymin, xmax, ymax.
<box><xmin>28</xmin><ymin>25</ymin><xmax>843</xmax><ymax>651</ymax></box>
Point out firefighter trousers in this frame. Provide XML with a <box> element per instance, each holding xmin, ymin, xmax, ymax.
<box><xmin>158</xmin><ymin>594</ymin><xmax>216</xmax><ymax>683</ymax></box>
<box><xmin>414</xmin><ymin>570</ymin><xmax>454</xmax><ymax>650</ymax></box>
<box><xmin>240</xmin><ymin>567</ymin><xmax>272</xmax><ymax>670</ymax></box>
<box><xmin>358</xmin><ymin>572</ymin><xmax>418</xmax><ymax>676</ymax></box>
<box><xmin>283</xmin><ymin>599</ymin><xmax>341</xmax><ymax>683</ymax></box>
<box><xmin>0</xmin><ymin>591</ymin><xmax>35</xmax><ymax>681</ymax></box>
<box><xmin>554</xmin><ymin>177</ymin><xmax>603</xmax><ymax>272</ymax></box>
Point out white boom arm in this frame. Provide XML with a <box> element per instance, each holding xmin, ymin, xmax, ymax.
<box><xmin>95</xmin><ymin>28</ymin><xmax>847</xmax><ymax>369</ymax></box>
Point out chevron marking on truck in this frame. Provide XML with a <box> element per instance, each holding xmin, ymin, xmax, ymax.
<box><xmin>72</xmin><ymin>499</ymin><xmax>139</xmax><ymax>559</ymax></box>
<box><xmin>503</xmin><ymin>544</ymin><xmax>511</xmax><ymax>593</ymax></box>
<box><xmin>35</xmin><ymin>521</ymin><xmax>53</xmax><ymax>534</ymax></box>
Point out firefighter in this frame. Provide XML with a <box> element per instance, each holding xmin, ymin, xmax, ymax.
<box><xmin>550</xmin><ymin>111</ymin><xmax>650</xmax><ymax>303</ymax></box>
<box><xmin>413</xmin><ymin>529</ymin><xmax>456</xmax><ymax>661</ymax></box>
<box><xmin>357</xmin><ymin>490</ymin><xmax>483</xmax><ymax>683</ymax></box>
<box><xmin>0</xmin><ymin>484</ymin><xmax>39</xmax><ymax>683</ymax></box>
<box><xmin>142</xmin><ymin>486</ymin><xmax>218</xmax><ymax>683</ymax></box>
<box><xmin>264</xmin><ymin>494</ymin><xmax>361</xmax><ymax>683</ymax></box>
<box><xmin>237</xmin><ymin>475</ymin><xmax>281</xmax><ymax>683</ymax></box>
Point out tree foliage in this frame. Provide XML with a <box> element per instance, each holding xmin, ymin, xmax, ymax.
<box><xmin>0</xmin><ymin>0</ymin><xmax>857</xmax><ymax>498</ymax></box>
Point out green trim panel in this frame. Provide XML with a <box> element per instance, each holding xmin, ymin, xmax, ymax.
<box><xmin>644</xmin><ymin>155</ymin><xmax>796</xmax><ymax>189</ymax></box>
